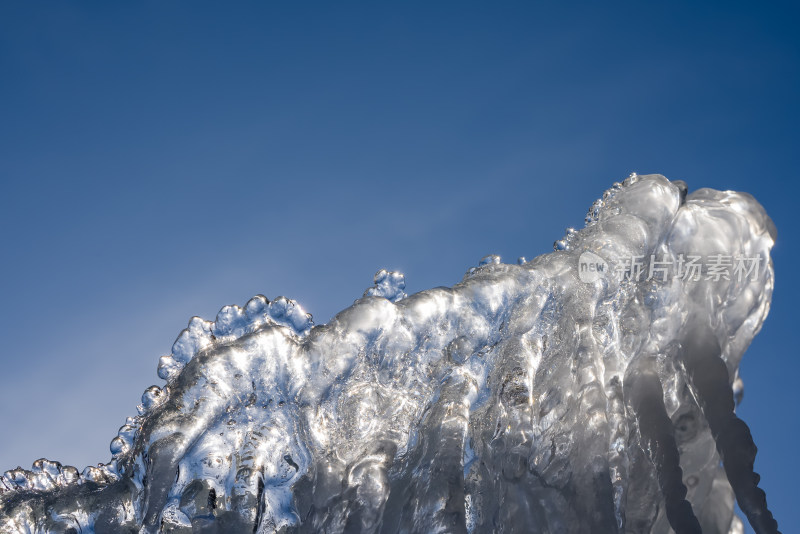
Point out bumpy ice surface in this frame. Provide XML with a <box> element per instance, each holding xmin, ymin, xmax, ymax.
<box><xmin>0</xmin><ymin>175</ymin><xmax>780</xmax><ymax>533</ymax></box>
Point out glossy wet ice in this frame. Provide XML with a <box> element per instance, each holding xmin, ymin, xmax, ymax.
<box><xmin>0</xmin><ymin>175</ymin><xmax>779</xmax><ymax>533</ymax></box>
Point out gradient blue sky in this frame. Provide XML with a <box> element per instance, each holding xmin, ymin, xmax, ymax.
<box><xmin>1</xmin><ymin>2</ymin><xmax>798</xmax><ymax>531</ymax></box>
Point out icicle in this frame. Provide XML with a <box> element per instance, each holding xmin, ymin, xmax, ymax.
<box><xmin>627</xmin><ymin>365</ymin><xmax>702</xmax><ymax>534</ymax></box>
<box><xmin>681</xmin><ymin>323</ymin><xmax>780</xmax><ymax>534</ymax></box>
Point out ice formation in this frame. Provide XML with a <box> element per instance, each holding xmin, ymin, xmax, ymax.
<box><xmin>0</xmin><ymin>174</ymin><xmax>780</xmax><ymax>533</ymax></box>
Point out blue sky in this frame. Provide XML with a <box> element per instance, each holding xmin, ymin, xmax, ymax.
<box><xmin>0</xmin><ymin>2</ymin><xmax>797</xmax><ymax>531</ymax></box>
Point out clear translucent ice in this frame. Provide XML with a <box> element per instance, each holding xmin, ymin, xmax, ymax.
<box><xmin>0</xmin><ymin>175</ymin><xmax>780</xmax><ymax>533</ymax></box>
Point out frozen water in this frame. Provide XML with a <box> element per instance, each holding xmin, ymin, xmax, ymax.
<box><xmin>0</xmin><ymin>175</ymin><xmax>779</xmax><ymax>533</ymax></box>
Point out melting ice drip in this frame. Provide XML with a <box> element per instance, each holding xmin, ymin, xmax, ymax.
<box><xmin>0</xmin><ymin>175</ymin><xmax>780</xmax><ymax>534</ymax></box>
